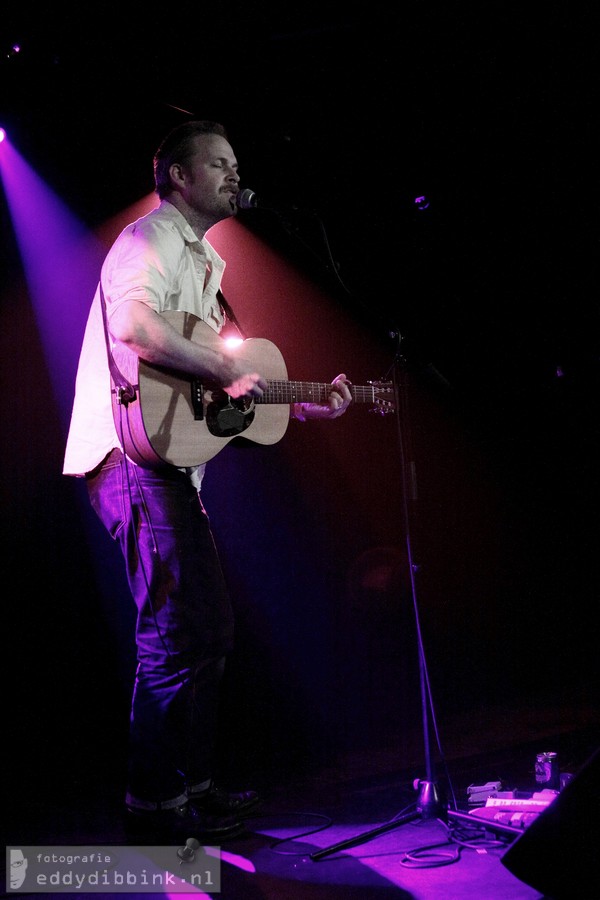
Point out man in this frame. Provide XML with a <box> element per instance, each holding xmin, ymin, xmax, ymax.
<box><xmin>63</xmin><ymin>120</ymin><xmax>352</xmax><ymax>843</ymax></box>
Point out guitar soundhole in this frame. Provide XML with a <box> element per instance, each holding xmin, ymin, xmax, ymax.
<box><xmin>206</xmin><ymin>396</ymin><xmax>255</xmax><ymax>437</ymax></box>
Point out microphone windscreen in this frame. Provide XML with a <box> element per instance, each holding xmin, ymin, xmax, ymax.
<box><xmin>236</xmin><ymin>188</ymin><xmax>257</xmax><ymax>209</ymax></box>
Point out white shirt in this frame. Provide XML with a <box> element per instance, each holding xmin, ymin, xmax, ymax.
<box><xmin>63</xmin><ymin>199</ymin><xmax>226</xmax><ymax>484</ymax></box>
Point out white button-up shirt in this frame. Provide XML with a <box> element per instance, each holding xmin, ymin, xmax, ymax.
<box><xmin>63</xmin><ymin>199</ymin><xmax>226</xmax><ymax>483</ymax></box>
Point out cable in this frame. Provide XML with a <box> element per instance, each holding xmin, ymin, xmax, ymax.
<box><xmin>395</xmin><ymin>816</ymin><xmax>506</xmax><ymax>869</ymax></box>
<box><xmin>442</xmin><ymin>816</ymin><xmax>508</xmax><ymax>851</ymax></box>
<box><xmin>399</xmin><ymin>838</ymin><xmax>460</xmax><ymax>868</ymax></box>
<box><xmin>263</xmin><ymin>813</ymin><xmax>335</xmax><ymax>855</ymax></box>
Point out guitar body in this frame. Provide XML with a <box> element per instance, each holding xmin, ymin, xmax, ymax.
<box><xmin>111</xmin><ymin>311</ymin><xmax>290</xmax><ymax>468</ymax></box>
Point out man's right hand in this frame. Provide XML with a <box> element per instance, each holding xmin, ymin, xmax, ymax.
<box><xmin>224</xmin><ymin>371</ymin><xmax>267</xmax><ymax>399</ymax></box>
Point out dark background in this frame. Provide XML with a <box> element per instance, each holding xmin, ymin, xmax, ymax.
<box><xmin>2</xmin><ymin>3</ymin><xmax>598</xmax><ymax>802</ymax></box>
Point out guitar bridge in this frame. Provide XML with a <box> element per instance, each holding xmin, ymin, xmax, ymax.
<box><xmin>191</xmin><ymin>379</ymin><xmax>204</xmax><ymax>420</ymax></box>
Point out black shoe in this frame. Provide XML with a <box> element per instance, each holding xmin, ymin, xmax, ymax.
<box><xmin>124</xmin><ymin>801</ymin><xmax>245</xmax><ymax>844</ymax></box>
<box><xmin>188</xmin><ymin>782</ymin><xmax>262</xmax><ymax>819</ymax></box>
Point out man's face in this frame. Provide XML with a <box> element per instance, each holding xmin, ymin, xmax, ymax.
<box><xmin>179</xmin><ymin>134</ymin><xmax>240</xmax><ymax>222</ymax></box>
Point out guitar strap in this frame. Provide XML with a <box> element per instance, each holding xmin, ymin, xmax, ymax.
<box><xmin>99</xmin><ymin>279</ymin><xmax>136</xmax><ymax>404</ymax></box>
<box><xmin>217</xmin><ymin>289</ymin><xmax>247</xmax><ymax>339</ymax></box>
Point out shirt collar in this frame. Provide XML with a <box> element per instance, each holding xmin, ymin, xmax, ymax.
<box><xmin>159</xmin><ymin>198</ymin><xmax>225</xmax><ymax>274</ymax></box>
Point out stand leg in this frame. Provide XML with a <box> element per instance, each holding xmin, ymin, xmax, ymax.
<box><xmin>310</xmin><ymin>779</ymin><xmax>445</xmax><ymax>860</ymax></box>
<box><xmin>310</xmin><ymin>810</ymin><xmax>422</xmax><ymax>860</ymax></box>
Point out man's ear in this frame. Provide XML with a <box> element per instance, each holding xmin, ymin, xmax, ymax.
<box><xmin>169</xmin><ymin>162</ymin><xmax>185</xmax><ymax>188</ymax></box>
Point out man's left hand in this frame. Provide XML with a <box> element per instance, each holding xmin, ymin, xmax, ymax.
<box><xmin>296</xmin><ymin>374</ymin><xmax>352</xmax><ymax>420</ymax></box>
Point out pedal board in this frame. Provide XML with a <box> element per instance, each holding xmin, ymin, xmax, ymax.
<box><xmin>468</xmin><ymin>790</ymin><xmax>558</xmax><ymax>830</ymax></box>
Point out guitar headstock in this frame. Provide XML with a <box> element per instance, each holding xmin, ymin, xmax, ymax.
<box><xmin>367</xmin><ymin>380</ymin><xmax>395</xmax><ymax>414</ymax></box>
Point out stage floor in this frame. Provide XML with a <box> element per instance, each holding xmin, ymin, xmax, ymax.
<box><xmin>5</xmin><ymin>692</ymin><xmax>599</xmax><ymax>899</ymax></box>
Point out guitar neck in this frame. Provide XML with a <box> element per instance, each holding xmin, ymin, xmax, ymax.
<box><xmin>256</xmin><ymin>381</ymin><xmax>379</xmax><ymax>405</ymax></box>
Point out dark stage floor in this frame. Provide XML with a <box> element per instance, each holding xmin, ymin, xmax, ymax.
<box><xmin>5</xmin><ymin>690</ymin><xmax>599</xmax><ymax>900</ymax></box>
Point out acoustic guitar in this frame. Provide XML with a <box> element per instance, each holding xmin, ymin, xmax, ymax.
<box><xmin>111</xmin><ymin>310</ymin><xmax>394</xmax><ymax>468</ymax></box>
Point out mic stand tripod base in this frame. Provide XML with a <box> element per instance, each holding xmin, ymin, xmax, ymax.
<box><xmin>414</xmin><ymin>779</ymin><xmax>444</xmax><ymax>818</ymax></box>
<box><xmin>310</xmin><ymin>780</ymin><xmax>444</xmax><ymax>861</ymax></box>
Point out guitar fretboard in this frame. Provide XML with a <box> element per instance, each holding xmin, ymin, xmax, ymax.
<box><xmin>256</xmin><ymin>381</ymin><xmax>383</xmax><ymax>405</ymax></box>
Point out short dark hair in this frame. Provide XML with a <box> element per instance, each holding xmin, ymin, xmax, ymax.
<box><xmin>153</xmin><ymin>120</ymin><xmax>229</xmax><ymax>199</ymax></box>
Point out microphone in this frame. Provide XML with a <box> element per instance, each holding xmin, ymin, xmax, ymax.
<box><xmin>236</xmin><ymin>188</ymin><xmax>286</xmax><ymax>212</ymax></box>
<box><xmin>236</xmin><ymin>188</ymin><xmax>262</xmax><ymax>210</ymax></box>
<box><xmin>177</xmin><ymin>837</ymin><xmax>200</xmax><ymax>862</ymax></box>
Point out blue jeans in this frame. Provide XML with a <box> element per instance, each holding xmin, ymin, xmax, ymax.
<box><xmin>86</xmin><ymin>449</ymin><xmax>234</xmax><ymax>806</ymax></box>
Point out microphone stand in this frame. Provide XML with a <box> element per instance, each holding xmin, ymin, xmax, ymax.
<box><xmin>311</xmin><ymin>347</ymin><xmax>446</xmax><ymax>860</ymax></box>
<box><xmin>242</xmin><ymin>199</ymin><xmax>458</xmax><ymax>858</ymax></box>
